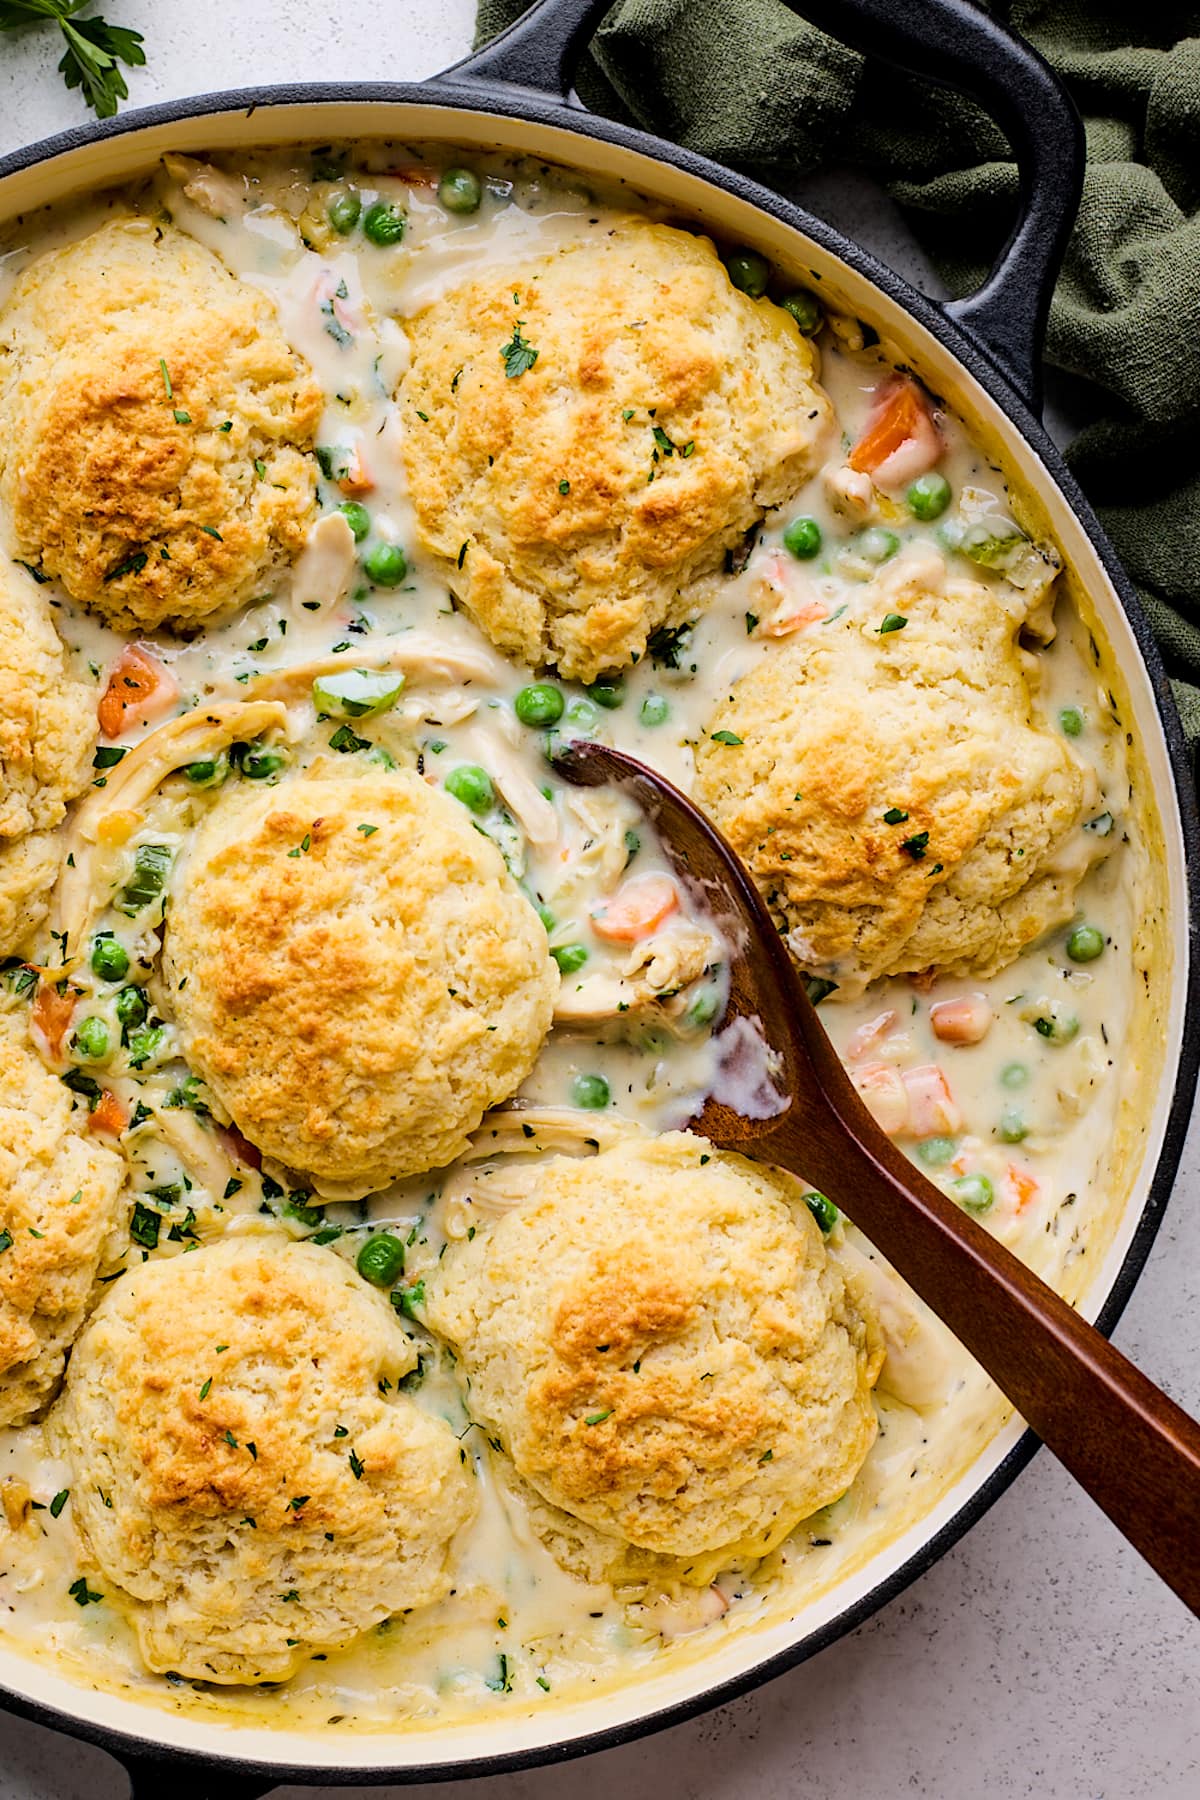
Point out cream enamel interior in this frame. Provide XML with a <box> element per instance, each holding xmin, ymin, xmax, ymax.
<box><xmin>0</xmin><ymin>97</ymin><xmax>1187</xmax><ymax>1774</ymax></box>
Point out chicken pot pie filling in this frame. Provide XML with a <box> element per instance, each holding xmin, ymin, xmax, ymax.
<box><xmin>0</xmin><ymin>146</ymin><xmax>1156</xmax><ymax>1731</ymax></box>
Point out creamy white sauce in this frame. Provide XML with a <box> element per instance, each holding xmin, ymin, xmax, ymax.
<box><xmin>0</xmin><ymin>145</ymin><xmax>1136</xmax><ymax>1733</ymax></box>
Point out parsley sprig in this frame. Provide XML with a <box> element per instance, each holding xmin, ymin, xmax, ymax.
<box><xmin>0</xmin><ymin>3</ymin><xmax>145</xmax><ymax>120</ymax></box>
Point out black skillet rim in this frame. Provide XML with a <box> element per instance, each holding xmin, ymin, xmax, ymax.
<box><xmin>0</xmin><ymin>79</ymin><xmax>1196</xmax><ymax>1793</ymax></box>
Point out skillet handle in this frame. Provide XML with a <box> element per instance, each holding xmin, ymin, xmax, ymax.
<box><xmin>448</xmin><ymin>0</ymin><xmax>1083</xmax><ymax>412</ymax></box>
<box><xmin>118</xmin><ymin>1752</ymin><xmax>275</xmax><ymax>1798</ymax></box>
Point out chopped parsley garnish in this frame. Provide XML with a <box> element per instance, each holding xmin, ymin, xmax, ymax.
<box><xmin>104</xmin><ymin>549</ymin><xmax>148</xmax><ymax>583</ymax></box>
<box><xmin>883</xmin><ymin>807</ymin><xmax>909</xmax><ymax>825</ymax></box>
<box><xmin>558</xmin><ymin>479</ymin><xmax>570</xmax><ymax>495</ymax></box>
<box><xmin>173</xmin><ymin>409</ymin><xmax>191</xmax><ymax>425</ymax></box>
<box><xmin>745</xmin><ymin>611</ymin><xmax>758</xmax><ymax>634</ymax></box>
<box><xmin>199</xmin><ymin>525</ymin><xmax>223</xmax><ymax>541</ymax></box>
<box><xmin>159</xmin><ymin>359</ymin><xmax>172</xmax><ymax>399</ymax></box>
<box><xmin>878</xmin><ymin>613</ymin><xmax>907</xmax><ymax>633</ymax></box>
<box><xmin>711</xmin><ymin>729</ymin><xmax>743</xmax><ymax>746</ymax></box>
<box><xmin>288</xmin><ymin>1496</ymin><xmax>309</xmax><ymax>1512</ymax></box>
<box><xmin>0</xmin><ymin>1230</ymin><xmax>12</xmax><ymax>1255</ymax></box>
<box><xmin>646</xmin><ymin>620</ymin><xmax>694</xmax><ymax>668</ymax></box>
<box><xmin>357</xmin><ymin>823</ymin><xmax>378</xmax><ymax>836</ymax></box>
<box><xmin>68</xmin><ymin>1577</ymin><xmax>102</xmax><ymax>1607</ymax></box>
<box><xmin>49</xmin><ymin>1490</ymin><xmax>69</xmax><ymax>1519</ymax></box>
<box><xmin>391</xmin><ymin>1278</ymin><xmax>425</xmax><ymax>1320</ymax></box>
<box><xmin>254</xmin><ymin>458</ymin><xmax>267</xmax><ymax>479</ymax></box>
<box><xmin>758</xmin><ymin>1448</ymin><xmax>774</xmax><ymax>1463</ymax></box>
<box><xmin>198</xmin><ymin>1377</ymin><xmax>212</xmax><ymax>1401</ymax></box>
<box><xmin>348</xmin><ymin>1448</ymin><xmax>365</xmax><ymax>1481</ymax></box>
<box><xmin>901</xmin><ymin>831</ymin><xmax>930</xmax><ymax>861</ymax></box>
<box><xmin>485</xmin><ymin>1652</ymin><xmax>514</xmax><ymax>1692</ymax></box>
<box><xmin>500</xmin><ymin>321</ymin><xmax>538</xmax><ymax>379</ymax></box>
<box><xmin>320</xmin><ymin>280</ymin><xmax>353</xmax><ymax>347</ymax></box>
<box><xmin>584</xmin><ymin>1408</ymin><xmax>612</xmax><ymax>1426</ymax></box>
<box><xmin>128</xmin><ymin>1202</ymin><xmax>161</xmax><ymax>1249</ymax></box>
<box><xmin>329</xmin><ymin>723</ymin><xmax>371</xmax><ymax>753</ymax></box>
<box><xmin>223</xmin><ymin>1176</ymin><xmax>244</xmax><ymax>1200</ymax></box>
<box><xmin>222</xmin><ymin>1430</ymin><xmax>238</xmax><ymax>1449</ymax></box>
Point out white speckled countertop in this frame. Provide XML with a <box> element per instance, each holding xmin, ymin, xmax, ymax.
<box><xmin>0</xmin><ymin>3</ymin><xmax>1196</xmax><ymax>1795</ymax></box>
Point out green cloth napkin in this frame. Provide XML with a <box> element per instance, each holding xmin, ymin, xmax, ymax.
<box><xmin>477</xmin><ymin>0</ymin><xmax>1200</xmax><ymax>749</ymax></box>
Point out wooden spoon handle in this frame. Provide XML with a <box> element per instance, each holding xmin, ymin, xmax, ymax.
<box><xmin>768</xmin><ymin>1103</ymin><xmax>1200</xmax><ymax>1616</ymax></box>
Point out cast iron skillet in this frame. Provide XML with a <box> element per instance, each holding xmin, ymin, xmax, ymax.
<box><xmin>0</xmin><ymin>1</ymin><xmax>1196</xmax><ymax>1793</ymax></box>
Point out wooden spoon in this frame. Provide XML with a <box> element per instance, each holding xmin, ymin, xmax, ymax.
<box><xmin>554</xmin><ymin>739</ymin><xmax>1200</xmax><ymax>1616</ymax></box>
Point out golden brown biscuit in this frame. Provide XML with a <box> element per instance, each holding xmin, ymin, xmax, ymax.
<box><xmin>694</xmin><ymin>547</ymin><xmax>1095</xmax><ymax>990</ymax></box>
<box><xmin>163</xmin><ymin>767</ymin><xmax>558</xmax><ymax>1197</ymax></box>
<box><xmin>425</xmin><ymin>1132</ymin><xmax>881</xmax><ymax>1584</ymax></box>
<box><xmin>52</xmin><ymin>1235</ymin><xmax>476</xmax><ymax>1682</ymax></box>
<box><xmin>0</xmin><ymin>561</ymin><xmax>96</xmax><ymax>953</ymax></box>
<box><xmin>400</xmin><ymin>221</ymin><xmax>833</xmax><ymax>680</ymax></box>
<box><xmin>0</xmin><ymin>1003</ymin><xmax>126</xmax><ymax>1426</ymax></box>
<box><xmin>0</xmin><ymin>218</ymin><xmax>322</xmax><ymax>632</ymax></box>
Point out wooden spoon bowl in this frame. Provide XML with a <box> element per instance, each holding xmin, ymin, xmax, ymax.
<box><xmin>554</xmin><ymin>738</ymin><xmax>1200</xmax><ymax>1616</ymax></box>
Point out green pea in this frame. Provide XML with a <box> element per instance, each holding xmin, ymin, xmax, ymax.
<box><xmin>1067</xmin><ymin>923</ymin><xmax>1105</xmax><ymax>963</ymax></box>
<box><xmin>339</xmin><ymin>500</ymin><xmax>371</xmax><ymax>542</ymax></box>
<box><xmin>362</xmin><ymin>200</ymin><xmax>405</xmax><ymax>246</ymax></box>
<box><xmin>90</xmin><ymin>937</ymin><xmax>129</xmax><ymax>983</ymax></box>
<box><xmin>74</xmin><ymin>1016</ymin><xmax>110</xmax><ymax>1062</ymax></box>
<box><xmin>571</xmin><ymin>1072</ymin><xmax>611</xmax><ymax>1110</ymax></box>
<box><xmin>951</xmin><ymin>1173</ymin><xmax>995</xmax><ymax>1215</ymax></box>
<box><xmin>552</xmin><ymin>943</ymin><xmax>588</xmax><ymax>975</ymax></box>
<box><xmin>804</xmin><ymin>1190</ymin><xmax>839</xmax><ymax>1234</ymax></box>
<box><xmin>725</xmin><ymin>248</ymin><xmax>770</xmax><ymax>298</ymax></box>
<box><xmin>438</xmin><ymin>167</ymin><xmax>482</xmax><ymax>214</ymax></box>
<box><xmin>684</xmin><ymin>983</ymin><xmax>723</xmax><ymax>1030</ymax></box>
<box><xmin>126</xmin><ymin>1023</ymin><xmax>166</xmax><ymax>1069</ymax></box>
<box><xmin>239</xmin><ymin>746</ymin><xmax>288</xmax><ymax>781</ymax></box>
<box><xmin>181</xmin><ymin>752</ymin><xmax>229</xmax><ymax>790</ymax></box>
<box><xmin>780</xmin><ymin>289</ymin><xmax>822</xmax><ymax>334</ymax></box>
<box><xmin>783</xmin><ymin>516</ymin><xmax>822</xmax><ymax>560</ymax></box>
<box><xmin>1000</xmin><ymin>1061</ymin><xmax>1029</xmax><ymax>1089</ymax></box>
<box><xmin>445</xmin><ymin>764</ymin><xmax>494</xmax><ymax>815</ymax></box>
<box><xmin>916</xmin><ymin>1135</ymin><xmax>956</xmax><ymax>1168</ymax></box>
<box><xmin>907</xmin><ymin>472</ymin><xmax>951</xmax><ymax>521</ymax></box>
<box><xmin>586</xmin><ymin>676</ymin><xmax>625</xmax><ymax>710</ymax></box>
<box><xmin>311</xmin><ymin>668</ymin><xmax>405</xmax><ymax>720</ymax></box>
<box><xmin>326</xmin><ymin>189</ymin><xmax>361</xmax><ymax>235</ymax></box>
<box><xmin>1059</xmin><ymin>706</ymin><xmax>1085</xmax><ymax>737</ymax></box>
<box><xmin>640</xmin><ymin>694</ymin><xmax>670</xmax><ymax>727</ymax></box>
<box><xmin>515</xmin><ymin>683</ymin><xmax>565</xmax><ymax>728</ymax></box>
<box><xmin>858</xmin><ymin>527</ymin><xmax>900</xmax><ymax>564</ymax></box>
<box><xmin>115</xmin><ymin>985</ymin><xmax>148</xmax><ymax>1029</ymax></box>
<box><xmin>362</xmin><ymin>542</ymin><xmax>407</xmax><ymax>588</ymax></box>
<box><xmin>356</xmin><ymin>1233</ymin><xmax>406</xmax><ymax>1287</ymax></box>
<box><xmin>1033</xmin><ymin>1009</ymin><xmax>1079</xmax><ymax>1045</ymax></box>
<box><xmin>998</xmin><ymin>1109</ymin><xmax>1028</xmax><ymax>1144</ymax></box>
<box><xmin>563</xmin><ymin>699</ymin><xmax>600</xmax><ymax>735</ymax></box>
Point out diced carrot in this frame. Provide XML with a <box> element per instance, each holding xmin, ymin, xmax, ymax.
<box><xmin>98</xmin><ymin>644</ymin><xmax>179</xmax><ymax>738</ymax></box>
<box><xmin>847</xmin><ymin>377</ymin><xmax>941</xmax><ymax>484</ymax></box>
<box><xmin>903</xmin><ymin>1064</ymin><xmax>962</xmax><ymax>1137</ymax></box>
<box><xmin>338</xmin><ymin>445</ymin><xmax>374</xmax><ymax>495</ymax></box>
<box><xmin>30</xmin><ymin>981</ymin><xmax>77</xmax><ymax>1062</ymax></box>
<box><xmin>846</xmin><ymin>1008</ymin><xmax>899</xmax><ymax>1060</ymax></box>
<box><xmin>761</xmin><ymin>596</ymin><xmax>829</xmax><ymax>637</ymax></box>
<box><xmin>930</xmin><ymin>994</ymin><xmax>993</xmax><ymax>1045</ymax></box>
<box><xmin>1009</xmin><ymin>1164</ymin><xmax>1039</xmax><ymax>1214</ymax></box>
<box><xmin>385</xmin><ymin>164</ymin><xmax>439</xmax><ymax>188</ymax></box>
<box><xmin>592</xmin><ymin>874</ymin><xmax>679</xmax><ymax>944</ymax></box>
<box><xmin>89</xmin><ymin>1090</ymin><xmax>128</xmax><ymax>1136</ymax></box>
<box><xmin>850</xmin><ymin>1061</ymin><xmax>909</xmax><ymax>1137</ymax></box>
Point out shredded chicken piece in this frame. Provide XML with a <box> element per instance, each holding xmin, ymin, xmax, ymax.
<box><xmin>458</xmin><ymin>720</ymin><xmax>558</xmax><ymax>848</ymax></box>
<box><xmin>162</xmin><ymin>154</ymin><xmax>246</xmax><ymax>219</ymax></box>
<box><xmin>288</xmin><ymin>512</ymin><xmax>357</xmax><ymax>614</ymax></box>
<box><xmin>138</xmin><ymin>1104</ymin><xmax>238</xmax><ymax>1206</ymax></box>
<box><xmin>838</xmin><ymin>1242</ymin><xmax>958</xmax><ymax>1410</ymax></box>
<box><xmin>554</xmin><ymin>922</ymin><xmax>719</xmax><ymax>1023</ymax></box>
<box><xmin>229</xmin><ymin>634</ymin><xmax>506</xmax><ymax>704</ymax></box>
<box><xmin>53</xmin><ymin>701</ymin><xmax>288</xmax><ymax>953</ymax></box>
<box><xmin>823</xmin><ymin>462</ymin><xmax>876</xmax><ymax>519</ymax></box>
